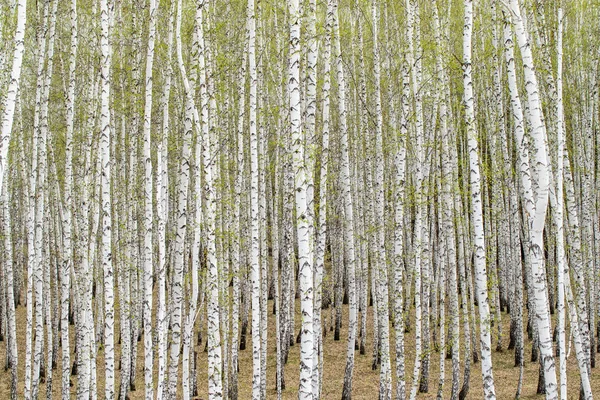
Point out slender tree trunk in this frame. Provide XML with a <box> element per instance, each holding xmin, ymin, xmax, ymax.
<box><xmin>99</xmin><ymin>0</ymin><xmax>115</xmax><ymax>396</ymax></box>
<box><xmin>248</xmin><ymin>0</ymin><xmax>262</xmax><ymax>398</ymax></box>
<box><xmin>463</xmin><ymin>1</ymin><xmax>496</xmax><ymax>397</ymax></box>
<box><xmin>505</xmin><ymin>1</ymin><xmax>558</xmax><ymax>396</ymax></box>
<box><xmin>289</xmin><ymin>0</ymin><xmax>314</xmax><ymax>396</ymax></box>
<box><xmin>554</xmin><ymin>6</ymin><xmax>569</xmax><ymax>398</ymax></box>
<box><xmin>314</xmin><ymin>0</ymin><xmax>336</xmax><ymax>397</ymax></box>
<box><xmin>408</xmin><ymin>0</ymin><xmax>424</xmax><ymax>397</ymax></box>
<box><xmin>169</xmin><ymin>0</ymin><xmax>194</xmax><ymax>394</ymax></box>
<box><xmin>156</xmin><ymin>2</ymin><xmax>174</xmax><ymax>399</ymax></box>
<box><xmin>60</xmin><ymin>0</ymin><xmax>77</xmax><ymax>397</ymax></box>
<box><xmin>141</xmin><ymin>0</ymin><xmax>157</xmax><ymax>397</ymax></box>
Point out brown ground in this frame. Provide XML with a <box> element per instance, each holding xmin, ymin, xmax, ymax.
<box><xmin>0</xmin><ymin>296</ymin><xmax>598</xmax><ymax>399</ymax></box>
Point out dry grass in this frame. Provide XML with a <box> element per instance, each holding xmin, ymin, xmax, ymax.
<box><xmin>0</xmin><ymin>295</ymin><xmax>598</xmax><ymax>399</ymax></box>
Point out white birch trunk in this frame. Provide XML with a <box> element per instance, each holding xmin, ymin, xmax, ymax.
<box><xmin>230</xmin><ymin>42</ymin><xmax>247</xmax><ymax>400</ymax></box>
<box><xmin>313</xmin><ymin>0</ymin><xmax>335</xmax><ymax>394</ymax></box>
<box><xmin>141</xmin><ymin>0</ymin><xmax>157</xmax><ymax>397</ymax></box>
<box><xmin>61</xmin><ymin>0</ymin><xmax>77</xmax><ymax>397</ymax></box>
<box><xmin>463</xmin><ymin>1</ymin><xmax>496</xmax><ymax>397</ymax></box>
<box><xmin>394</xmin><ymin>3</ymin><xmax>412</xmax><ymax>398</ymax></box>
<box><xmin>169</xmin><ymin>0</ymin><xmax>194</xmax><ymax>394</ymax></box>
<box><xmin>247</xmin><ymin>0</ymin><xmax>262</xmax><ymax>397</ymax></box>
<box><xmin>555</xmin><ymin>6</ymin><xmax>568</xmax><ymax>398</ymax></box>
<box><xmin>408</xmin><ymin>0</ymin><xmax>424</xmax><ymax>397</ymax></box>
<box><xmin>33</xmin><ymin>2</ymin><xmax>57</xmax><ymax>397</ymax></box>
<box><xmin>289</xmin><ymin>0</ymin><xmax>314</xmax><ymax>395</ymax></box>
<box><xmin>26</xmin><ymin>4</ymin><xmax>49</xmax><ymax>396</ymax></box>
<box><xmin>371</xmin><ymin>2</ymin><xmax>391</xmax><ymax>398</ymax></box>
<box><xmin>506</xmin><ymin>1</ymin><xmax>558</xmax><ymax>396</ymax></box>
<box><xmin>156</xmin><ymin>2</ymin><xmax>174</xmax><ymax>398</ymax></box>
<box><xmin>198</xmin><ymin>4</ymin><xmax>222</xmax><ymax>398</ymax></box>
<box><xmin>99</xmin><ymin>0</ymin><xmax>115</xmax><ymax>396</ymax></box>
<box><xmin>435</xmin><ymin>1</ymin><xmax>460</xmax><ymax>397</ymax></box>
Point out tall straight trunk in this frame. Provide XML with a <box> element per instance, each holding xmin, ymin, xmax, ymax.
<box><xmin>169</xmin><ymin>0</ymin><xmax>194</xmax><ymax>394</ymax></box>
<box><xmin>0</xmin><ymin>0</ymin><xmax>27</xmax><ymax>195</ymax></box>
<box><xmin>27</xmin><ymin>3</ymin><xmax>48</xmax><ymax>396</ymax></box>
<box><xmin>99</xmin><ymin>0</ymin><xmax>115</xmax><ymax>396</ymax></box>
<box><xmin>256</xmin><ymin>7</ymin><xmax>268</xmax><ymax>395</ymax></box>
<box><xmin>304</xmin><ymin>3</ymin><xmax>318</xmax><ymax>384</ymax></box>
<box><xmin>77</xmin><ymin>74</ymin><xmax>98</xmax><ymax>400</ymax></box>
<box><xmin>230</xmin><ymin>42</ymin><xmax>247</xmax><ymax>400</ymax></box>
<box><xmin>33</xmin><ymin>2</ymin><xmax>57</xmax><ymax>397</ymax></box>
<box><xmin>192</xmin><ymin>0</ymin><xmax>204</xmax><ymax>355</ymax></box>
<box><xmin>393</xmin><ymin>4</ymin><xmax>411</xmax><ymax>399</ymax></box>
<box><xmin>61</xmin><ymin>0</ymin><xmax>77</xmax><ymax>397</ymax></box>
<box><xmin>463</xmin><ymin>0</ymin><xmax>496</xmax><ymax>397</ymax></box>
<box><xmin>272</xmin><ymin>141</ymin><xmax>283</xmax><ymax>400</ymax></box>
<box><xmin>156</xmin><ymin>2</ymin><xmax>174</xmax><ymax>398</ymax></box>
<box><xmin>354</xmin><ymin>6</ymin><xmax>370</xmax><ymax>361</ymax></box>
<box><xmin>435</xmin><ymin>1</ymin><xmax>459</xmax><ymax>397</ymax></box>
<box><xmin>289</xmin><ymin>0</ymin><xmax>314</xmax><ymax>396</ymax></box>
<box><xmin>141</xmin><ymin>0</ymin><xmax>157</xmax><ymax>397</ymax></box>
<box><xmin>332</xmin><ymin>1</ymin><xmax>354</xmax><ymax>398</ymax></box>
<box><xmin>248</xmin><ymin>0</ymin><xmax>261</xmax><ymax>398</ymax></box>
<box><xmin>392</xmin><ymin>45</ymin><xmax>409</xmax><ymax>400</ymax></box>
<box><xmin>408</xmin><ymin>0</ymin><xmax>425</xmax><ymax>397</ymax></box>
<box><xmin>314</xmin><ymin>0</ymin><xmax>336</xmax><ymax>397</ymax></box>
<box><xmin>199</xmin><ymin>4</ymin><xmax>223</xmax><ymax>398</ymax></box>
<box><xmin>371</xmin><ymin>2</ymin><xmax>392</xmax><ymax>399</ymax></box>
<box><xmin>555</xmin><ymin>6</ymin><xmax>568</xmax><ymax>398</ymax></box>
<box><xmin>89</xmin><ymin>141</ymin><xmax>102</xmax><ymax>400</ymax></box>
<box><xmin>128</xmin><ymin>7</ymin><xmax>143</xmax><ymax>389</ymax></box>
<box><xmin>489</xmin><ymin>0</ymin><xmax>504</xmax><ymax>353</ymax></box>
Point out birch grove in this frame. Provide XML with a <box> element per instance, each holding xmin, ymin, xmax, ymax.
<box><xmin>0</xmin><ymin>0</ymin><xmax>599</xmax><ymax>399</ymax></box>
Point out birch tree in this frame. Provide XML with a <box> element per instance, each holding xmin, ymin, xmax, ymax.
<box><xmin>289</xmin><ymin>0</ymin><xmax>314</xmax><ymax>396</ymax></box>
<box><xmin>463</xmin><ymin>0</ymin><xmax>496</xmax><ymax>397</ymax></box>
<box><xmin>100</xmin><ymin>0</ymin><xmax>116</xmax><ymax>396</ymax></box>
<box><xmin>141</xmin><ymin>0</ymin><xmax>157</xmax><ymax>398</ymax></box>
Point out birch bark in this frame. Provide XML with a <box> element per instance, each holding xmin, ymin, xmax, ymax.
<box><xmin>463</xmin><ymin>0</ymin><xmax>496</xmax><ymax>397</ymax></box>
<box><xmin>99</xmin><ymin>0</ymin><xmax>115</xmax><ymax>395</ymax></box>
<box><xmin>506</xmin><ymin>1</ymin><xmax>558</xmax><ymax>395</ymax></box>
<box><xmin>0</xmin><ymin>0</ymin><xmax>27</xmax><ymax>195</ymax></box>
<box><xmin>141</xmin><ymin>0</ymin><xmax>157</xmax><ymax>397</ymax></box>
<box><xmin>61</xmin><ymin>0</ymin><xmax>77</xmax><ymax>397</ymax></box>
<box><xmin>289</xmin><ymin>0</ymin><xmax>314</xmax><ymax>395</ymax></box>
<box><xmin>156</xmin><ymin>2</ymin><xmax>174</xmax><ymax>398</ymax></box>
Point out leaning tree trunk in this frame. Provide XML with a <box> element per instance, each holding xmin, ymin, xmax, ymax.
<box><xmin>506</xmin><ymin>0</ymin><xmax>559</xmax><ymax>396</ymax></box>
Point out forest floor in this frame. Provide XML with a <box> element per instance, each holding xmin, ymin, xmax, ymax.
<box><xmin>1</xmin><ymin>295</ymin><xmax>599</xmax><ymax>399</ymax></box>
